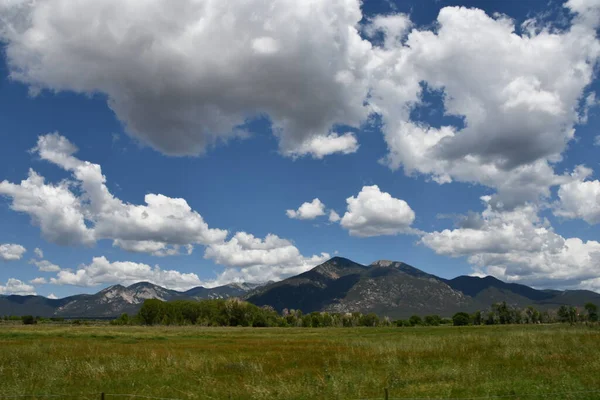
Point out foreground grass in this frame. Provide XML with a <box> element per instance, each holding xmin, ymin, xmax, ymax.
<box><xmin>0</xmin><ymin>325</ymin><xmax>599</xmax><ymax>400</ymax></box>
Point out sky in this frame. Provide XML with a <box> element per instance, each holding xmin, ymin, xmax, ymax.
<box><xmin>1</xmin><ymin>0</ymin><xmax>600</xmax><ymax>299</ymax></box>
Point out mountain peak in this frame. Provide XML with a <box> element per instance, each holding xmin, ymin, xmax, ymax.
<box><xmin>369</xmin><ymin>260</ymin><xmax>439</xmax><ymax>280</ymax></box>
<box><xmin>127</xmin><ymin>281</ymin><xmax>160</xmax><ymax>290</ymax></box>
<box><xmin>225</xmin><ymin>282</ymin><xmax>265</xmax><ymax>291</ymax></box>
<box><xmin>99</xmin><ymin>284</ymin><xmax>126</xmax><ymax>293</ymax></box>
<box><xmin>370</xmin><ymin>260</ymin><xmax>396</xmax><ymax>267</ymax></box>
<box><xmin>308</xmin><ymin>257</ymin><xmax>367</xmax><ymax>281</ymax></box>
<box><xmin>327</xmin><ymin>256</ymin><xmax>356</xmax><ymax>265</ymax></box>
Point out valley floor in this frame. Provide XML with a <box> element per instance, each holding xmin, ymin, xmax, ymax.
<box><xmin>0</xmin><ymin>325</ymin><xmax>599</xmax><ymax>400</ymax></box>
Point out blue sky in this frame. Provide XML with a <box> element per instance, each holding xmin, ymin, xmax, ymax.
<box><xmin>1</xmin><ymin>0</ymin><xmax>600</xmax><ymax>298</ymax></box>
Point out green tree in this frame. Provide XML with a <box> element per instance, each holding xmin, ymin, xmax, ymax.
<box><xmin>359</xmin><ymin>313</ymin><xmax>380</xmax><ymax>327</ymax></box>
<box><xmin>110</xmin><ymin>313</ymin><xmax>130</xmax><ymax>326</ymax></box>
<box><xmin>424</xmin><ymin>315</ymin><xmax>441</xmax><ymax>326</ymax></box>
<box><xmin>138</xmin><ymin>299</ymin><xmax>164</xmax><ymax>325</ymax></box>
<box><xmin>585</xmin><ymin>303</ymin><xmax>598</xmax><ymax>322</ymax></box>
<box><xmin>408</xmin><ymin>315</ymin><xmax>423</xmax><ymax>326</ymax></box>
<box><xmin>301</xmin><ymin>314</ymin><xmax>312</xmax><ymax>327</ymax></box>
<box><xmin>21</xmin><ymin>315</ymin><xmax>36</xmax><ymax>325</ymax></box>
<box><xmin>321</xmin><ymin>313</ymin><xmax>333</xmax><ymax>327</ymax></box>
<box><xmin>558</xmin><ymin>305</ymin><xmax>578</xmax><ymax>325</ymax></box>
<box><xmin>471</xmin><ymin>311</ymin><xmax>482</xmax><ymax>325</ymax></box>
<box><xmin>557</xmin><ymin>305</ymin><xmax>569</xmax><ymax>323</ymax></box>
<box><xmin>525</xmin><ymin>306</ymin><xmax>540</xmax><ymax>324</ymax></box>
<box><xmin>452</xmin><ymin>312</ymin><xmax>470</xmax><ymax>326</ymax></box>
<box><xmin>493</xmin><ymin>302</ymin><xmax>512</xmax><ymax>324</ymax></box>
<box><xmin>310</xmin><ymin>312</ymin><xmax>324</xmax><ymax>328</ymax></box>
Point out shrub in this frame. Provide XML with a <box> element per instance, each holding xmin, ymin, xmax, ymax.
<box><xmin>110</xmin><ymin>313</ymin><xmax>130</xmax><ymax>326</ymax></box>
<box><xmin>409</xmin><ymin>315</ymin><xmax>423</xmax><ymax>326</ymax></box>
<box><xmin>585</xmin><ymin>303</ymin><xmax>598</xmax><ymax>322</ymax></box>
<box><xmin>424</xmin><ymin>315</ymin><xmax>441</xmax><ymax>326</ymax></box>
<box><xmin>452</xmin><ymin>312</ymin><xmax>470</xmax><ymax>326</ymax></box>
<box><xmin>21</xmin><ymin>315</ymin><xmax>37</xmax><ymax>325</ymax></box>
<box><xmin>471</xmin><ymin>311</ymin><xmax>482</xmax><ymax>325</ymax></box>
<box><xmin>359</xmin><ymin>313</ymin><xmax>379</xmax><ymax>327</ymax></box>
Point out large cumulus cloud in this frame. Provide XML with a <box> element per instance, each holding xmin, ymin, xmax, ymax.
<box><xmin>0</xmin><ymin>0</ymin><xmax>371</xmax><ymax>158</ymax></box>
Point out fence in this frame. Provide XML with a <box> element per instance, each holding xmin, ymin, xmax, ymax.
<box><xmin>0</xmin><ymin>395</ymin><xmax>180</xmax><ymax>400</ymax></box>
<box><xmin>3</xmin><ymin>389</ymin><xmax>600</xmax><ymax>400</ymax></box>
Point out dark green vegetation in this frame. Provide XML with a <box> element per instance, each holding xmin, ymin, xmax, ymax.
<box><xmin>114</xmin><ymin>298</ymin><xmax>595</xmax><ymax>328</ymax></box>
<box><xmin>1</xmin><ymin>325</ymin><xmax>600</xmax><ymax>399</ymax></box>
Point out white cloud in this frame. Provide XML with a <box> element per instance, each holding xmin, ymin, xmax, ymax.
<box><xmin>45</xmin><ymin>232</ymin><xmax>329</xmax><ymax>289</ymax></box>
<box><xmin>0</xmin><ymin>170</ymin><xmax>95</xmax><ymax>246</ymax></box>
<box><xmin>0</xmin><ymin>243</ymin><xmax>26</xmax><ymax>261</ymax></box>
<box><xmin>554</xmin><ymin>166</ymin><xmax>600</xmax><ymax>224</ymax></box>
<box><xmin>0</xmin><ymin>133</ymin><xmax>227</xmax><ymax>254</ymax></box>
<box><xmin>286</xmin><ymin>198</ymin><xmax>327</xmax><ymax>220</ymax></box>
<box><xmin>566</xmin><ymin>0</ymin><xmax>600</xmax><ymax>27</ymax></box>
<box><xmin>0</xmin><ymin>1</ymin><xmax>598</xmax><ymax>209</ymax></box>
<box><xmin>30</xmin><ymin>277</ymin><xmax>47</xmax><ymax>285</ymax></box>
<box><xmin>595</xmin><ymin>136</ymin><xmax>600</xmax><ymax>146</ymax></box>
<box><xmin>340</xmin><ymin>185</ymin><xmax>416</xmax><ymax>237</ymax></box>
<box><xmin>29</xmin><ymin>259</ymin><xmax>61</xmax><ymax>272</ymax></box>
<box><xmin>578</xmin><ymin>92</ymin><xmax>599</xmax><ymax>124</ymax></box>
<box><xmin>47</xmin><ymin>293</ymin><xmax>58</xmax><ymax>299</ymax></box>
<box><xmin>329</xmin><ymin>210</ymin><xmax>341</xmax><ymax>223</ymax></box>
<box><xmin>0</xmin><ymin>278</ymin><xmax>36</xmax><ymax>295</ymax></box>
<box><xmin>0</xmin><ymin>1</ymin><xmax>598</xmax><ymax>199</ymax></box>
<box><xmin>364</xmin><ymin>13</ymin><xmax>412</xmax><ymax>49</ymax></box>
<box><xmin>112</xmin><ymin>240</ymin><xmax>194</xmax><ymax>257</ymax></box>
<box><xmin>284</xmin><ymin>132</ymin><xmax>360</xmax><ymax>159</ymax></box>
<box><xmin>369</xmin><ymin>4</ymin><xmax>600</xmax><ymax>208</ymax></box>
<box><xmin>50</xmin><ymin>256</ymin><xmax>203</xmax><ymax>291</ymax></box>
<box><xmin>204</xmin><ymin>232</ymin><xmax>330</xmax><ymax>284</ymax></box>
<box><xmin>33</xmin><ymin>248</ymin><xmax>43</xmax><ymax>258</ymax></box>
<box><xmin>0</xmin><ymin>0</ymin><xmax>371</xmax><ymax>158</ymax></box>
<box><xmin>421</xmin><ymin>199</ymin><xmax>600</xmax><ymax>291</ymax></box>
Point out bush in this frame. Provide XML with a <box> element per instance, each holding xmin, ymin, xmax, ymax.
<box><xmin>409</xmin><ymin>315</ymin><xmax>423</xmax><ymax>326</ymax></box>
<box><xmin>424</xmin><ymin>315</ymin><xmax>441</xmax><ymax>326</ymax></box>
<box><xmin>21</xmin><ymin>315</ymin><xmax>37</xmax><ymax>325</ymax></box>
<box><xmin>110</xmin><ymin>313</ymin><xmax>130</xmax><ymax>326</ymax></box>
<box><xmin>452</xmin><ymin>312</ymin><xmax>470</xmax><ymax>326</ymax></box>
<box><xmin>359</xmin><ymin>313</ymin><xmax>379</xmax><ymax>327</ymax></box>
<box><xmin>471</xmin><ymin>311</ymin><xmax>482</xmax><ymax>325</ymax></box>
<box><xmin>393</xmin><ymin>319</ymin><xmax>412</xmax><ymax>327</ymax></box>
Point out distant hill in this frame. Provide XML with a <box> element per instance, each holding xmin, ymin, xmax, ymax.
<box><xmin>0</xmin><ymin>281</ymin><xmax>261</xmax><ymax>318</ymax></box>
<box><xmin>2</xmin><ymin>257</ymin><xmax>599</xmax><ymax>318</ymax></box>
<box><xmin>246</xmin><ymin>258</ymin><xmax>471</xmax><ymax>319</ymax></box>
<box><xmin>246</xmin><ymin>258</ymin><xmax>600</xmax><ymax>318</ymax></box>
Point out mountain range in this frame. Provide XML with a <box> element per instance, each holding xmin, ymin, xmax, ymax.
<box><xmin>0</xmin><ymin>281</ymin><xmax>262</xmax><ymax>318</ymax></box>
<box><xmin>2</xmin><ymin>257</ymin><xmax>599</xmax><ymax>319</ymax></box>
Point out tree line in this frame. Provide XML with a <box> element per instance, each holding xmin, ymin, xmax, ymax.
<box><xmin>3</xmin><ymin>299</ymin><xmax>597</xmax><ymax>327</ymax></box>
<box><xmin>110</xmin><ymin>298</ymin><xmax>599</xmax><ymax>327</ymax></box>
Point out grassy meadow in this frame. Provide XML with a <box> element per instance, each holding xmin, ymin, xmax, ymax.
<box><xmin>0</xmin><ymin>324</ymin><xmax>599</xmax><ymax>400</ymax></box>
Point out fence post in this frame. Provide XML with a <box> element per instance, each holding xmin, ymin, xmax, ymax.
<box><xmin>101</xmin><ymin>393</ymin><xmax>105</xmax><ymax>400</ymax></box>
<box><xmin>384</xmin><ymin>388</ymin><xmax>389</xmax><ymax>400</ymax></box>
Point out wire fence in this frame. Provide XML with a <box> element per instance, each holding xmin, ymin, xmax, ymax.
<box><xmin>0</xmin><ymin>395</ymin><xmax>182</xmax><ymax>400</ymax></box>
<box><xmin>2</xmin><ymin>388</ymin><xmax>600</xmax><ymax>400</ymax></box>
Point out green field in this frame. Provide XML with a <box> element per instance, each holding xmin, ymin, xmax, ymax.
<box><xmin>1</xmin><ymin>324</ymin><xmax>599</xmax><ymax>400</ymax></box>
